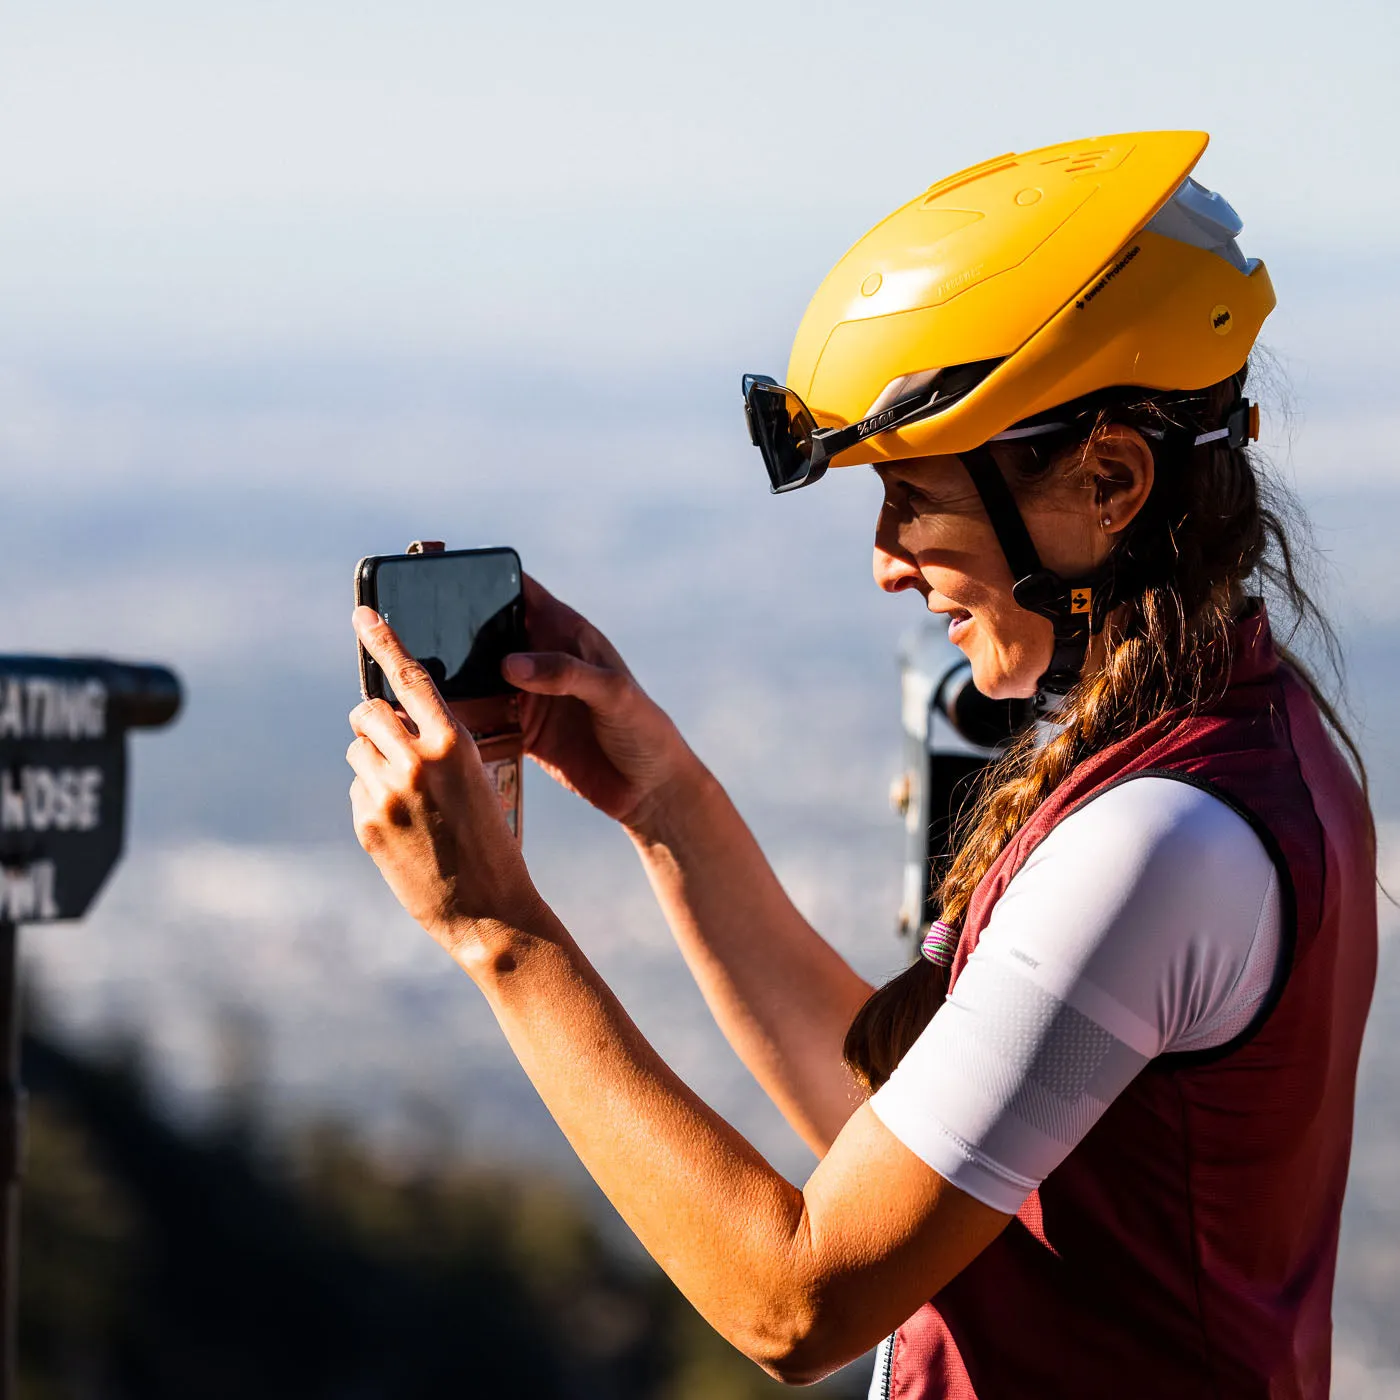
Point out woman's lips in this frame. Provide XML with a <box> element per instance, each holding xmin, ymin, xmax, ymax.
<box><xmin>946</xmin><ymin>608</ymin><xmax>973</xmax><ymax>644</ymax></box>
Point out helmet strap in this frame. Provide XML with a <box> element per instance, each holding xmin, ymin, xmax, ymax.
<box><xmin>958</xmin><ymin>392</ymin><xmax>1252</xmax><ymax>705</ymax></box>
<box><xmin>959</xmin><ymin>446</ymin><xmax>1111</xmax><ymax>709</ymax></box>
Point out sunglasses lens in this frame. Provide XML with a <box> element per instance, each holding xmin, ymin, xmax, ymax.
<box><xmin>744</xmin><ymin>380</ymin><xmax>819</xmax><ymax>490</ymax></box>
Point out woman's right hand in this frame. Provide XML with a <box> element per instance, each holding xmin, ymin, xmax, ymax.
<box><xmin>499</xmin><ymin>576</ymin><xmax>699</xmax><ymax>831</ymax></box>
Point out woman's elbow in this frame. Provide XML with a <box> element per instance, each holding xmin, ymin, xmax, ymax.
<box><xmin>737</xmin><ymin>1300</ymin><xmax>852</xmax><ymax>1387</ymax></box>
<box><xmin>755</xmin><ymin>1346</ymin><xmax>846</xmax><ymax>1388</ymax></box>
<box><xmin>758</xmin><ymin>1356</ymin><xmax>840</xmax><ymax>1388</ymax></box>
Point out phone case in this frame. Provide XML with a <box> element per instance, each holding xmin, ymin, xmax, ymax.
<box><xmin>353</xmin><ymin>545</ymin><xmax>525</xmax><ymax>842</ymax></box>
<box><xmin>354</xmin><ymin>556</ymin><xmax>382</xmax><ymax>703</ymax></box>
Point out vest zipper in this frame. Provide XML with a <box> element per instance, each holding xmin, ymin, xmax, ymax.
<box><xmin>876</xmin><ymin>1333</ymin><xmax>895</xmax><ymax>1400</ymax></box>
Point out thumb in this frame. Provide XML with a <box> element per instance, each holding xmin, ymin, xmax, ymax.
<box><xmin>503</xmin><ymin>652</ymin><xmax>627</xmax><ymax>711</ymax></box>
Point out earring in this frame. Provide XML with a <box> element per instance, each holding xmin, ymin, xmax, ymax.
<box><xmin>1101</xmin><ymin>515</ymin><xmax>1112</xmax><ymax>529</ymax></box>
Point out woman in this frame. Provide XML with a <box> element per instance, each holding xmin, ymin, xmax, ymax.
<box><xmin>346</xmin><ymin>131</ymin><xmax>1377</xmax><ymax>1397</ymax></box>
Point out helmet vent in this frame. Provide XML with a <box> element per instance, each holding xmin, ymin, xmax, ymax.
<box><xmin>1038</xmin><ymin>142</ymin><xmax>1132</xmax><ymax>176</ymax></box>
<box><xmin>1065</xmin><ymin>149</ymin><xmax>1111</xmax><ymax>173</ymax></box>
<box><xmin>922</xmin><ymin>157</ymin><xmax>1017</xmax><ymax>203</ymax></box>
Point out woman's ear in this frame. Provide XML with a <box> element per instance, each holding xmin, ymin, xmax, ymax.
<box><xmin>1088</xmin><ymin>425</ymin><xmax>1155</xmax><ymax>536</ymax></box>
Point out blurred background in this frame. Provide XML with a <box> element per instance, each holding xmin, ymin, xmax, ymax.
<box><xmin>1</xmin><ymin>0</ymin><xmax>1397</xmax><ymax>1394</ymax></box>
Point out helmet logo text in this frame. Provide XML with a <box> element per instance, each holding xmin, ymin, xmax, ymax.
<box><xmin>1074</xmin><ymin>245</ymin><xmax>1141</xmax><ymax>311</ymax></box>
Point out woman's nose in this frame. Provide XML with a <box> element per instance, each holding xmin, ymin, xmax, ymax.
<box><xmin>873</xmin><ymin>539</ymin><xmax>923</xmax><ymax>595</ymax></box>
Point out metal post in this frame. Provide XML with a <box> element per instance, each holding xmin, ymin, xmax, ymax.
<box><xmin>0</xmin><ymin>920</ymin><xmax>21</xmax><ymax>1400</ymax></box>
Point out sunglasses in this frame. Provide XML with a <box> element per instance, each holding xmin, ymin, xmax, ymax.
<box><xmin>742</xmin><ymin>366</ymin><xmax>1257</xmax><ymax>495</ymax></box>
<box><xmin>741</xmin><ymin>360</ymin><xmax>1003</xmax><ymax>494</ymax></box>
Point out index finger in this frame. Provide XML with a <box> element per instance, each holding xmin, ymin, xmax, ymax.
<box><xmin>352</xmin><ymin>606</ymin><xmax>456</xmax><ymax>741</ymax></box>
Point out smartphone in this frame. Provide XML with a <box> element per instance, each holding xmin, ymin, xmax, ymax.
<box><xmin>354</xmin><ymin>546</ymin><xmax>525</xmax><ymax>706</ymax></box>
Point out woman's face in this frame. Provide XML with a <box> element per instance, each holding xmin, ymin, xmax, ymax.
<box><xmin>871</xmin><ymin>447</ymin><xmax>1124</xmax><ymax>699</ymax></box>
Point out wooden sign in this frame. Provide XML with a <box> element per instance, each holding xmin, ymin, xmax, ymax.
<box><xmin>0</xmin><ymin>658</ymin><xmax>180</xmax><ymax>923</ymax></box>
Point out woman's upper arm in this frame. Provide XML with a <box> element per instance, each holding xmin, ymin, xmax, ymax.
<box><xmin>868</xmin><ymin>777</ymin><xmax>1279</xmax><ymax>1216</ymax></box>
<box><xmin>781</xmin><ymin>1102</ymin><xmax>1010</xmax><ymax>1382</ymax></box>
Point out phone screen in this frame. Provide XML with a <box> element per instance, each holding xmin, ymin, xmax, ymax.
<box><xmin>366</xmin><ymin>549</ymin><xmax>524</xmax><ymax>703</ymax></box>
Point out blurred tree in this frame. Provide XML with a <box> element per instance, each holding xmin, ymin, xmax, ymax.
<box><xmin>16</xmin><ymin>1021</ymin><xmax>861</xmax><ymax>1399</ymax></box>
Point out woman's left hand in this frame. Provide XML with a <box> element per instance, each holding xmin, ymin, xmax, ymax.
<box><xmin>346</xmin><ymin>606</ymin><xmax>545</xmax><ymax>961</ymax></box>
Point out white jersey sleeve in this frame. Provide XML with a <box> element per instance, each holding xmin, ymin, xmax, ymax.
<box><xmin>868</xmin><ymin>775</ymin><xmax>1283</xmax><ymax>1214</ymax></box>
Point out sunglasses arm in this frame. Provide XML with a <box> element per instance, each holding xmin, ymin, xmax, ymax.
<box><xmin>807</xmin><ymin>394</ymin><xmax>932</xmax><ymax>470</ymax></box>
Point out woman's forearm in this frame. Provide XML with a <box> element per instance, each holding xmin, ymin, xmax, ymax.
<box><xmin>454</xmin><ymin>909</ymin><xmax>1001</xmax><ymax>1385</ymax></box>
<box><xmin>458</xmin><ymin>910</ymin><xmax>826</xmax><ymax>1372</ymax></box>
<box><xmin>626</xmin><ymin>763</ymin><xmax>874</xmax><ymax>1155</ymax></box>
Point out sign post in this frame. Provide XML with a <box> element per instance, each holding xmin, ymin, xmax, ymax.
<box><xmin>0</xmin><ymin>919</ymin><xmax>18</xmax><ymax>1400</ymax></box>
<box><xmin>0</xmin><ymin>656</ymin><xmax>182</xmax><ymax>1399</ymax></box>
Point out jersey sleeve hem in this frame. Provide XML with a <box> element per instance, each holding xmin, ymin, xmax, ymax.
<box><xmin>870</xmin><ymin>1090</ymin><xmax>1034</xmax><ymax>1216</ymax></box>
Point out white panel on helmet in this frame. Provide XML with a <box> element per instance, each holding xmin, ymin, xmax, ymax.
<box><xmin>866</xmin><ymin>367</ymin><xmax>944</xmax><ymax>418</ymax></box>
<box><xmin>1145</xmin><ymin>177</ymin><xmax>1254</xmax><ymax>274</ymax></box>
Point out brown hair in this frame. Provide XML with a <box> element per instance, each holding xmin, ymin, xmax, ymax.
<box><xmin>843</xmin><ymin>362</ymin><xmax>1373</xmax><ymax>1092</ymax></box>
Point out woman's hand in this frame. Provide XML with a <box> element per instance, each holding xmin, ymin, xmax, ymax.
<box><xmin>497</xmin><ymin>576</ymin><xmax>699</xmax><ymax>832</ymax></box>
<box><xmin>347</xmin><ymin>606</ymin><xmax>546</xmax><ymax>961</ymax></box>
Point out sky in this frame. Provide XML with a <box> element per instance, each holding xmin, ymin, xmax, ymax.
<box><xmin>0</xmin><ymin>0</ymin><xmax>1397</xmax><ymax>368</ymax></box>
<box><xmin>2</xmin><ymin>2</ymin><xmax>1399</xmax><ymax>1391</ymax></box>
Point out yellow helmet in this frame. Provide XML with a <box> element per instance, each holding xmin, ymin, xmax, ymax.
<box><xmin>743</xmin><ymin>130</ymin><xmax>1273</xmax><ymax>490</ymax></box>
<box><xmin>741</xmin><ymin>131</ymin><xmax>1275</xmax><ymax>697</ymax></box>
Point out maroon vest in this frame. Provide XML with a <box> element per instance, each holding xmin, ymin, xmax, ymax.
<box><xmin>887</xmin><ymin>607</ymin><xmax>1377</xmax><ymax>1399</ymax></box>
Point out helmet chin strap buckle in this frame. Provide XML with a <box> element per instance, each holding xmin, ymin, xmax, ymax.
<box><xmin>959</xmin><ymin>449</ymin><xmax>1107</xmax><ymax>706</ymax></box>
<box><xmin>1012</xmin><ymin>570</ymin><xmax>1100</xmax><ymax>629</ymax></box>
<box><xmin>1012</xmin><ymin>570</ymin><xmax>1102</xmax><ymax>705</ymax></box>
